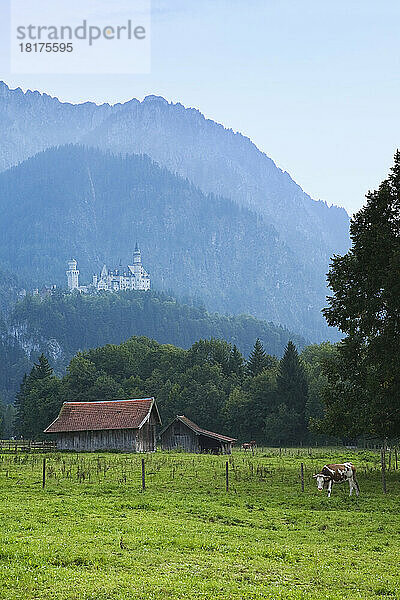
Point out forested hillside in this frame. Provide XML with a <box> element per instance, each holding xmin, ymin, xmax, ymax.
<box><xmin>0</xmin><ymin>145</ymin><xmax>332</xmax><ymax>340</ymax></box>
<box><xmin>10</xmin><ymin>289</ymin><xmax>305</xmax><ymax>367</ymax></box>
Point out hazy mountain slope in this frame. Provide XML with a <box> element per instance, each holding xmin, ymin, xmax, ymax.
<box><xmin>0</xmin><ymin>82</ymin><xmax>349</xmax><ymax>262</ymax></box>
<box><xmin>84</xmin><ymin>95</ymin><xmax>349</xmax><ymax>258</ymax></box>
<box><xmin>0</xmin><ymin>145</ymin><xmax>330</xmax><ymax>339</ymax></box>
<box><xmin>0</xmin><ymin>270</ymin><xmax>20</xmax><ymax>312</ymax></box>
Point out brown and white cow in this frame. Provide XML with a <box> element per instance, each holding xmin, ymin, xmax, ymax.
<box><xmin>313</xmin><ymin>462</ymin><xmax>359</xmax><ymax>497</ymax></box>
<box><xmin>242</xmin><ymin>441</ymin><xmax>257</xmax><ymax>451</ymax></box>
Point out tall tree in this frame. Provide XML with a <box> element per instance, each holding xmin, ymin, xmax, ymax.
<box><xmin>31</xmin><ymin>353</ymin><xmax>54</xmax><ymax>380</ymax></box>
<box><xmin>14</xmin><ymin>354</ymin><xmax>61</xmax><ymax>438</ymax></box>
<box><xmin>20</xmin><ymin>378</ymin><xmax>63</xmax><ymax>440</ymax></box>
<box><xmin>64</xmin><ymin>355</ymin><xmax>98</xmax><ymax>402</ymax></box>
<box><xmin>264</xmin><ymin>402</ymin><xmax>301</xmax><ymax>446</ymax></box>
<box><xmin>322</xmin><ymin>151</ymin><xmax>400</xmax><ymax>439</ymax></box>
<box><xmin>246</xmin><ymin>339</ymin><xmax>271</xmax><ymax>377</ymax></box>
<box><xmin>277</xmin><ymin>342</ymin><xmax>308</xmax><ymax>413</ymax></box>
<box><xmin>270</xmin><ymin>341</ymin><xmax>309</xmax><ymax>443</ymax></box>
<box><xmin>228</xmin><ymin>345</ymin><xmax>245</xmax><ymax>377</ymax></box>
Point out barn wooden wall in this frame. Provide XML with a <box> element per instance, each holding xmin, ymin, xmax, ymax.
<box><xmin>55</xmin><ymin>422</ymin><xmax>157</xmax><ymax>453</ymax></box>
<box><xmin>160</xmin><ymin>420</ymin><xmax>200</xmax><ymax>452</ymax></box>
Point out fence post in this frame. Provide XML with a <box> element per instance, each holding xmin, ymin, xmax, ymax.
<box><xmin>300</xmin><ymin>462</ymin><xmax>304</xmax><ymax>492</ymax></box>
<box><xmin>395</xmin><ymin>447</ymin><xmax>398</xmax><ymax>471</ymax></box>
<box><xmin>42</xmin><ymin>457</ymin><xmax>46</xmax><ymax>489</ymax></box>
<box><xmin>225</xmin><ymin>461</ymin><xmax>229</xmax><ymax>492</ymax></box>
<box><xmin>381</xmin><ymin>448</ymin><xmax>387</xmax><ymax>494</ymax></box>
<box><xmin>141</xmin><ymin>458</ymin><xmax>145</xmax><ymax>490</ymax></box>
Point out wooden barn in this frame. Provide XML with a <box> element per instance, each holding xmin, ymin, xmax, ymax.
<box><xmin>159</xmin><ymin>415</ymin><xmax>236</xmax><ymax>454</ymax></box>
<box><xmin>44</xmin><ymin>398</ymin><xmax>161</xmax><ymax>452</ymax></box>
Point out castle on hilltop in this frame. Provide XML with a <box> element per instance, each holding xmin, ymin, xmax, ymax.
<box><xmin>66</xmin><ymin>246</ymin><xmax>150</xmax><ymax>293</ymax></box>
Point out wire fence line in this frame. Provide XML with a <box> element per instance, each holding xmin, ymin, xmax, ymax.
<box><xmin>0</xmin><ymin>446</ymin><xmax>395</xmax><ymax>494</ymax></box>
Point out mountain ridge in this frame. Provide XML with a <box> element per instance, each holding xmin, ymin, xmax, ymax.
<box><xmin>0</xmin><ymin>81</ymin><xmax>347</xmax><ymax>212</ymax></box>
<box><xmin>0</xmin><ymin>81</ymin><xmax>349</xmax><ymax>341</ymax></box>
<box><xmin>0</xmin><ymin>81</ymin><xmax>349</xmax><ymax>259</ymax></box>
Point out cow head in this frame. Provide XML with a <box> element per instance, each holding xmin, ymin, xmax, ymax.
<box><xmin>313</xmin><ymin>473</ymin><xmax>330</xmax><ymax>491</ymax></box>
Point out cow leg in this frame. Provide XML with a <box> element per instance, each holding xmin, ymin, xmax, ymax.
<box><xmin>354</xmin><ymin>477</ymin><xmax>360</xmax><ymax>496</ymax></box>
<box><xmin>349</xmin><ymin>480</ymin><xmax>353</xmax><ymax>496</ymax></box>
<box><xmin>327</xmin><ymin>480</ymin><xmax>333</xmax><ymax>497</ymax></box>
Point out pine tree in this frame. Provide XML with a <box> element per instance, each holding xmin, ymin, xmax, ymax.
<box><xmin>228</xmin><ymin>345</ymin><xmax>245</xmax><ymax>376</ymax></box>
<box><xmin>246</xmin><ymin>339</ymin><xmax>270</xmax><ymax>377</ymax></box>
<box><xmin>14</xmin><ymin>354</ymin><xmax>55</xmax><ymax>438</ymax></box>
<box><xmin>30</xmin><ymin>354</ymin><xmax>53</xmax><ymax>381</ymax></box>
<box><xmin>275</xmin><ymin>341</ymin><xmax>308</xmax><ymax>441</ymax></box>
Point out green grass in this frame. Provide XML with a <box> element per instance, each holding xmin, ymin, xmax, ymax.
<box><xmin>0</xmin><ymin>448</ymin><xmax>399</xmax><ymax>599</ymax></box>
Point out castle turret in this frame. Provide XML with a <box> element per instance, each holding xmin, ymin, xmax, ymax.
<box><xmin>66</xmin><ymin>259</ymin><xmax>79</xmax><ymax>290</ymax></box>
<box><xmin>133</xmin><ymin>243</ymin><xmax>142</xmax><ymax>276</ymax></box>
<box><xmin>101</xmin><ymin>264</ymin><xmax>108</xmax><ymax>279</ymax></box>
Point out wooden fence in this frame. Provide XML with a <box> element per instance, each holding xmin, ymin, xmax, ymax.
<box><xmin>0</xmin><ymin>440</ymin><xmax>56</xmax><ymax>452</ymax></box>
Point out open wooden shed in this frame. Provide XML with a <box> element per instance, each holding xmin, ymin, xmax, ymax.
<box><xmin>44</xmin><ymin>398</ymin><xmax>161</xmax><ymax>452</ymax></box>
<box><xmin>159</xmin><ymin>415</ymin><xmax>236</xmax><ymax>454</ymax></box>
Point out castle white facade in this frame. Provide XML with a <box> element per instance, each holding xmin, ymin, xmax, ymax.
<box><xmin>66</xmin><ymin>247</ymin><xmax>150</xmax><ymax>293</ymax></box>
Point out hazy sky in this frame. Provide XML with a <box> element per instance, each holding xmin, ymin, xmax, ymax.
<box><xmin>3</xmin><ymin>0</ymin><xmax>400</xmax><ymax>214</ymax></box>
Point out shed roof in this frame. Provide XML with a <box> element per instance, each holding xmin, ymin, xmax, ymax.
<box><xmin>44</xmin><ymin>398</ymin><xmax>160</xmax><ymax>434</ymax></box>
<box><xmin>160</xmin><ymin>415</ymin><xmax>236</xmax><ymax>443</ymax></box>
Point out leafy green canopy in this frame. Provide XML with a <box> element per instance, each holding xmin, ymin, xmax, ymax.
<box><xmin>13</xmin><ymin>335</ymin><xmax>327</xmax><ymax>444</ymax></box>
<box><xmin>322</xmin><ymin>151</ymin><xmax>400</xmax><ymax>438</ymax></box>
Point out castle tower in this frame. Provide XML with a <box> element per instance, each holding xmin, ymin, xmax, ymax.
<box><xmin>133</xmin><ymin>243</ymin><xmax>142</xmax><ymax>277</ymax></box>
<box><xmin>66</xmin><ymin>259</ymin><xmax>79</xmax><ymax>290</ymax></box>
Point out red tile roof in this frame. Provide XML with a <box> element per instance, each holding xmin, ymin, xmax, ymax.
<box><xmin>174</xmin><ymin>415</ymin><xmax>236</xmax><ymax>443</ymax></box>
<box><xmin>44</xmin><ymin>398</ymin><xmax>160</xmax><ymax>434</ymax></box>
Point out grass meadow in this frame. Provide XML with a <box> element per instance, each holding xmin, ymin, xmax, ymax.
<box><xmin>0</xmin><ymin>448</ymin><xmax>399</xmax><ymax>600</ymax></box>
